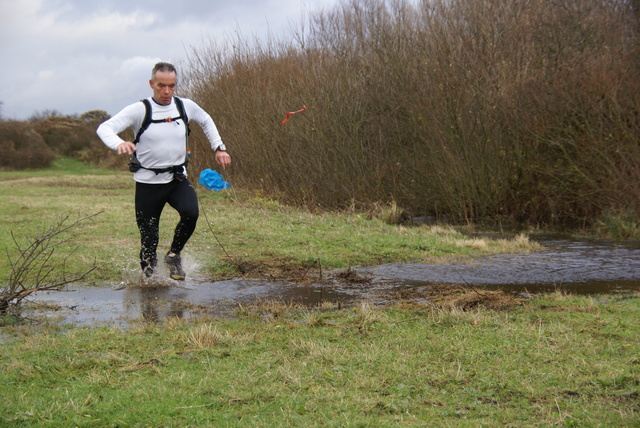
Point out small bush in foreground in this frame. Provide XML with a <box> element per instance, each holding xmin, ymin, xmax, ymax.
<box><xmin>1</xmin><ymin>214</ymin><xmax>98</xmax><ymax>317</ymax></box>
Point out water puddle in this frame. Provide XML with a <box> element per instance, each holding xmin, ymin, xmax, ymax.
<box><xmin>22</xmin><ymin>237</ymin><xmax>640</xmax><ymax>327</ymax></box>
<box><xmin>361</xmin><ymin>237</ymin><xmax>640</xmax><ymax>294</ymax></box>
<box><xmin>26</xmin><ymin>279</ymin><xmax>358</xmax><ymax>327</ymax></box>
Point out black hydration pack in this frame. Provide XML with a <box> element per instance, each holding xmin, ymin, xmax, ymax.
<box><xmin>128</xmin><ymin>97</ymin><xmax>191</xmax><ymax>180</ymax></box>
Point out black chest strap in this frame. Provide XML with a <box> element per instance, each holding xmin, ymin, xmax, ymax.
<box><xmin>133</xmin><ymin>97</ymin><xmax>190</xmax><ymax>145</ymax></box>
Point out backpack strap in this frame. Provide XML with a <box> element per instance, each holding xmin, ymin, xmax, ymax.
<box><xmin>132</xmin><ymin>99</ymin><xmax>153</xmax><ymax>145</ymax></box>
<box><xmin>174</xmin><ymin>97</ymin><xmax>190</xmax><ymax>134</ymax></box>
<box><xmin>172</xmin><ymin>97</ymin><xmax>190</xmax><ymax>166</ymax></box>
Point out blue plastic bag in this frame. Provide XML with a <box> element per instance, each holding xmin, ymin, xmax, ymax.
<box><xmin>198</xmin><ymin>169</ymin><xmax>231</xmax><ymax>191</ymax></box>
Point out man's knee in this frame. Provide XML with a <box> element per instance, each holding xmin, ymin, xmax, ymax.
<box><xmin>179</xmin><ymin>205</ymin><xmax>199</xmax><ymax>222</ymax></box>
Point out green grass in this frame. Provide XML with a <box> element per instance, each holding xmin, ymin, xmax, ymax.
<box><xmin>0</xmin><ymin>160</ymin><xmax>540</xmax><ymax>283</ymax></box>
<box><xmin>4</xmin><ymin>162</ymin><xmax>637</xmax><ymax>426</ymax></box>
<box><xmin>1</xmin><ymin>293</ymin><xmax>639</xmax><ymax>426</ymax></box>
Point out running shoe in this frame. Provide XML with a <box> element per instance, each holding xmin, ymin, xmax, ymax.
<box><xmin>142</xmin><ymin>258</ymin><xmax>157</xmax><ymax>279</ymax></box>
<box><xmin>165</xmin><ymin>252</ymin><xmax>186</xmax><ymax>281</ymax></box>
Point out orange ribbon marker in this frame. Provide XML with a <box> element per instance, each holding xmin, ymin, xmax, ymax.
<box><xmin>281</xmin><ymin>105</ymin><xmax>307</xmax><ymax>125</ymax></box>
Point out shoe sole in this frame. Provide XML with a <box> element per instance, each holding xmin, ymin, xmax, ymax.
<box><xmin>170</xmin><ymin>273</ymin><xmax>186</xmax><ymax>281</ymax></box>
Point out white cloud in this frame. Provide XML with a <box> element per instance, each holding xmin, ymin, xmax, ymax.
<box><xmin>0</xmin><ymin>0</ymin><xmax>340</xmax><ymax>119</ymax></box>
<box><xmin>117</xmin><ymin>57</ymin><xmax>161</xmax><ymax>77</ymax></box>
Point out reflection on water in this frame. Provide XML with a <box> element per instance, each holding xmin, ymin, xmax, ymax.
<box><xmin>123</xmin><ymin>286</ymin><xmax>187</xmax><ymax>322</ymax></box>
<box><xmin>29</xmin><ymin>279</ymin><xmax>357</xmax><ymax>327</ymax></box>
<box><xmin>27</xmin><ymin>237</ymin><xmax>640</xmax><ymax>326</ymax></box>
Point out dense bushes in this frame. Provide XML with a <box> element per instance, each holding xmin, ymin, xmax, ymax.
<box><xmin>0</xmin><ymin>121</ymin><xmax>55</xmax><ymax>169</ymax></box>
<box><xmin>0</xmin><ymin>110</ymin><xmax>126</xmax><ymax>170</ymax></box>
<box><xmin>184</xmin><ymin>0</ymin><xmax>640</xmax><ymax>227</ymax></box>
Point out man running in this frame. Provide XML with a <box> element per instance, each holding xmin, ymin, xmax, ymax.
<box><xmin>97</xmin><ymin>62</ymin><xmax>231</xmax><ymax>281</ymax></box>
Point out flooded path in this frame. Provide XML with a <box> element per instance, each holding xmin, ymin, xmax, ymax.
<box><xmin>26</xmin><ymin>236</ymin><xmax>640</xmax><ymax>326</ymax></box>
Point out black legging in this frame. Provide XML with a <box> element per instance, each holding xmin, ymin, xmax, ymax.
<box><xmin>135</xmin><ymin>179</ymin><xmax>199</xmax><ymax>270</ymax></box>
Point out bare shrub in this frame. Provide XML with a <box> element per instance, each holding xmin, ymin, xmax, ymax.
<box><xmin>1</xmin><ymin>214</ymin><xmax>98</xmax><ymax>317</ymax></box>
<box><xmin>184</xmin><ymin>0</ymin><xmax>640</xmax><ymax>227</ymax></box>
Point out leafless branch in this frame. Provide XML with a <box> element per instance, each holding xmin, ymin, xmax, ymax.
<box><xmin>1</xmin><ymin>212</ymin><xmax>102</xmax><ymax>315</ymax></box>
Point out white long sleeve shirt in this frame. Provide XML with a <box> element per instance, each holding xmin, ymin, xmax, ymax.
<box><xmin>97</xmin><ymin>97</ymin><xmax>226</xmax><ymax>184</ymax></box>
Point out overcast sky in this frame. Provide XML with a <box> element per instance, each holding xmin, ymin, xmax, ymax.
<box><xmin>0</xmin><ymin>0</ymin><xmax>339</xmax><ymax>120</ymax></box>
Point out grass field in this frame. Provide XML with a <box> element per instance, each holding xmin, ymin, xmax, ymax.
<box><xmin>2</xmin><ymin>292</ymin><xmax>639</xmax><ymax>426</ymax></box>
<box><xmin>1</xmin><ymin>160</ymin><xmax>638</xmax><ymax>426</ymax></box>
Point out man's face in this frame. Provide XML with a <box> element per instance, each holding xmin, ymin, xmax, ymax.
<box><xmin>149</xmin><ymin>70</ymin><xmax>177</xmax><ymax>105</ymax></box>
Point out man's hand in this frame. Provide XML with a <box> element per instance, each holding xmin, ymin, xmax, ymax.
<box><xmin>215</xmin><ymin>150</ymin><xmax>231</xmax><ymax>169</ymax></box>
<box><xmin>117</xmin><ymin>141</ymin><xmax>136</xmax><ymax>155</ymax></box>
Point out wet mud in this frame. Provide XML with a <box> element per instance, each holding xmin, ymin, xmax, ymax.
<box><xmin>24</xmin><ymin>236</ymin><xmax>640</xmax><ymax>327</ymax></box>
